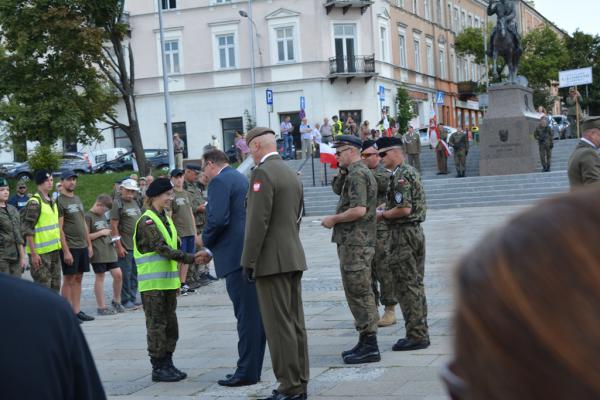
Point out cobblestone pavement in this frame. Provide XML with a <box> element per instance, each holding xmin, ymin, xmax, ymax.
<box><xmin>47</xmin><ymin>205</ymin><xmax>523</xmax><ymax>399</ymax></box>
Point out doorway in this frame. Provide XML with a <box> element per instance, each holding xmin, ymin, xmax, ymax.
<box><xmin>279</xmin><ymin>112</ymin><xmax>301</xmax><ymax>159</ymax></box>
<box><xmin>334</xmin><ymin>24</ymin><xmax>356</xmax><ymax>73</ymax></box>
<box><xmin>221</xmin><ymin>117</ymin><xmax>243</xmax><ymax>152</ymax></box>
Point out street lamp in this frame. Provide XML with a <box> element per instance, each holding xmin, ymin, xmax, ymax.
<box><xmin>239</xmin><ymin>3</ymin><xmax>257</xmax><ymax>125</ymax></box>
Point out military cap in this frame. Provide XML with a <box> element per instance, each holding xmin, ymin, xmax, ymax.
<box><xmin>375</xmin><ymin>136</ymin><xmax>403</xmax><ymax>153</ymax></box>
<box><xmin>361</xmin><ymin>139</ymin><xmax>376</xmax><ymax>152</ymax></box>
<box><xmin>332</xmin><ymin>134</ymin><xmax>362</xmax><ymax>149</ymax></box>
<box><xmin>582</xmin><ymin>116</ymin><xmax>600</xmax><ymax>132</ymax></box>
<box><xmin>120</xmin><ymin>178</ymin><xmax>140</xmax><ymax>192</ymax></box>
<box><xmin>145</xmin><ymin>177</ymin><xmax>173</xmax><ymax>198</ymax></box>
<box><xmin>170</xmin><ymin>168</ymin><xmax>184</xmax><ymax>177</ymax></box>
<box><xmin>0</xmin><ymin>177</ymin><xmax>8</xmax><ymax>187</ymax></box>
<box><xmin>34</xmin><ymin>169</ymin><xmax>52</xmax><ymax>185</ymax></box>
<box><xmin>185</xmin><ymin>163</ymin><xmax>202</xmax><ymax>172</ymax></box>
<box><xmin>246</xmin><ymin>127</ymin><xmax>275</xmax><ymax>145</ymax></box>
<box><xmin>569</xmin><ymin>86</ymin><xmax>577</xmax><ymax>93</ymax></box>
<box><xmin>60</xmin><ymin>169</ymin><xmax>77</xmax><ymax>181</ymax></box>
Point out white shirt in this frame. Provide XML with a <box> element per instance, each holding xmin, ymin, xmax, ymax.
<box><xmin>581</xmin><ymin>137</ymin><xmax>598</xmax><ymax>149</ymax></box>
<box><xmin>312</xmin><ymin>128</ymin><xmax>322</xmax><ymax>143</ymax></box>
<box><xmin>260</xmin><ymin>151</ymin><xmax>279</xmax><ymax>164</ymax></box>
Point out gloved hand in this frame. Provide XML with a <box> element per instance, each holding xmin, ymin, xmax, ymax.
<box><xmin>243</xmin><ymin>267</ymin><xmax>255</xmax><ymax>283</ymax></box>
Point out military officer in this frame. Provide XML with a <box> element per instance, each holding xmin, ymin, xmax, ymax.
<box><xmin>375</xmin><ymin>136</ymin><xmax>430</xmax><ymax>351</ymax></box>
<box><xmin>403</xmin><ymin>126</ymin><xmax>422</xmax><ymax>173</ymax></box>
<box><xmin>0</xmin><ymin>177</ymin><xmax>26</xmax><ymax>277</ymax></box>
<box><xmin>435</xmin><ymin>123</ymin><xmax>449</xmax><ymax>175</ymax></box>
<box><xmin>448</xmin><ymin>129</ymin><xmax>469</xmax><ymax>177</ymax></box>
<box><xmin>567</xmin><ymin>116</ymin><xmax>600</xmax><ymax>188</ymax></box>
<box><xmin>533</xmin><ymin>115</ymin><xmax>554</xmax><ymax>172</ymax></box>
<box><xmin>322</xmin><ymin>135</ymin><xmax>380</xmax><ymax>365</ymax></box>
<box><xmin>21</xmin><ymin>170</ymin><xmax>62</xmax><ymax>292</ymax></box>
<box><xmin>360</xmin><ymin>140</ymin><xmax>397</xmax><ymax>327</ymax></box>
<box><xmin>242</xmin><ymin>127</ymin><xmax>309</xmax><ymax>400</ymax></box>
<box><xmin>134</xmin><ymin>178</ymin><xmax>202</xmax><ymax>382</ymax></box>
<box><xmin>566</xmin><ymin>87</ymin><xmax>583</xmax><ymax>137</ymax></box>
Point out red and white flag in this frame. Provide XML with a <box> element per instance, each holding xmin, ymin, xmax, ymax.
<box><xmin>319</xmin><ymin>142</ymin><xmax>338</xmax><ymax>169</ymax></box>
<box><xmin>429</xmin><ymin>104</ymin><xmax>449</xmax><ymax>157</ymax></box>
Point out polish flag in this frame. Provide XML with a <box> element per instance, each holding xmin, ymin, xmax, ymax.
<box><xmin>319</xmin><ymin>142</ymin><xmax>338</xmax><ymax>169</ymax></box>
<box><xmin>429</xmin><ymin>104</ymin><xmax>449</xmax><ymax>157</ymax></box>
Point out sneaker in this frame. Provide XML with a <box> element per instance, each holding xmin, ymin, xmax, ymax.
<box><xmin>97</xmin><ymin>307</ymin><xmax>117</xmax><ymax>316</ymax></box>
<box><xmin>77</xmin><ymin>311</ymin><xmax>95</xmax><ymax>322</ymax></box>
<box><xmin>111</xmin><ymin>301</ymin><xmax>126</xmax><ymax>313</ymax></box>
<box><xmin>181</xmin><ymin>284</ymin><xmax>195</xmax><ymax>294</ymax></box>
<box><xmin>122</xmin><ymin>301</ymin><xmax>139</xmax><ymax>310</ymax></box>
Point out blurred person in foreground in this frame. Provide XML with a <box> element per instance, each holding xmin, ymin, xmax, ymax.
<box><xmin>443</xmin><ymin>186</ymin><xmax>600</xmax><ymax>400</ymax></box>
<box><xmin>567</xmin><ymin>116</ymin><xmax>600</xmax><ymax>188</ymax></box>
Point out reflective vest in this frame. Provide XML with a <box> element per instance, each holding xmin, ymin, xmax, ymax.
<box><xmin>26</xmin><ymin>194</ymin><xmax>61</xmax><ymax>255</ymax></box>
<box><xmin>133</xmin><ymin>209</ymin><xmax>180</xmax><ymax>292</ymax></box>
<box><xmin>333</xmin><ymin>120</ymin><xmax>343</xmax><ymax>137</ymax></box>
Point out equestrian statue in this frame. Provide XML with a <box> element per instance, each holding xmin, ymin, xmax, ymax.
<box><xmin>487</xmin><ymin>0</ymin><xmax>522</xmax><ymax>83</ymax></box>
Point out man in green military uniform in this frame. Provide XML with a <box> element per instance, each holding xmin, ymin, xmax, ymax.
<box><xmin>567</xmin><ymin>116</ymin><xmax>600</xmax><ymax>188</ymax></box>
<box><xmin>403</xmin><ymin>125</ymin><xmax>421</xmax><ymax>173</ymax></box>
<box><xmin>0</xmin><ymin>178</ymin><xmax>26</xmax><ymax>277</ymax></box>
<box><xmin>21</xmin><ymin>170</ymin><xmax>62</xmax><ymax>292</ymax></box>
<box><xmin>360</xmin><ymin>140</ymin><xmax>397</xmax><ymax>327</ymax></box>
<box><xmin>322</xmin><ymin>135</ymin><xmax>381</xmax><ymax>365</ymax></box>
<box><xmin>448</xmin><ymin>129</ymin><xmax>469</xmax><ymax>177</ymax></box>
<box><xmin>376</xmin><ymin>136</ymin><xmax>430</xmax><ymax>351</ymax></box>
<box><xmin>435</xmin><ymin>123</ymin><xmax>449</xmax><ymax>175</ymax></box>
<box><xmin>534</xmin><ymin>115</ymin><xmax>554</xmax><ymax>172</ymax></box>
<box><xmin>566</xmin><ymin>87</ymin><xmax>583</xmax><ymax>137</ymax></box>
<box><xmin>242</xmin><ymin>127</ymin><xmax>309</xmax><ymax>400</ymax></box>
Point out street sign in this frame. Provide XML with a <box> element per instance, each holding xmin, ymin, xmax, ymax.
<box><xmin>300</xmin><ymin>96</ymin><xmax>305</xmax><ymax>110</ymax></box>
<box><xmin>378</xmin><ymin>85</ymin><xmax>385</xmax><ymax>101</ymax></box>
<box><xmin>436</xmin><ymin>91</ymin><xmax>445</xmax><ymax>105</ymax></box>
<box><xmin>266</xmin><ymin>89</ymin><xmax>273</xmax><ymax>105</ymax></box>
<box><xmin>559</xmin><ymin>67</ymin><xmax>593</xmax><ymax>88</ymax></box>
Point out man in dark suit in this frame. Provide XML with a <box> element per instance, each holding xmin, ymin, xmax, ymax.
<box><xmin>568</xmin><ymin>116</ymin><xmax>600</xmax><ymax>189</ymax></box>
<box><xmin>199</xmin><ymin>149</ymin><xmax>266</xmax><ymax>386</ymax></box>
<box><xmin>242</xmin><ymin>127</ymin><xmax>309</xmax><ymax>400</ymax></box>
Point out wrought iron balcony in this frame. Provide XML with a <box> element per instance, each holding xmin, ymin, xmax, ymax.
<box><xmin>324</xmin><ymin>0</ymin><xmax>374</xmax><ymax>15</ymax></box>
<box><xmin>457</xmin><ymin>81</ymin><xmax>479</xmax><ymax>97</ymax></box>
<box><xmin>328</xmin><ymin>54</ymin><xmax>377</xmax><ymax>83</ymax></box>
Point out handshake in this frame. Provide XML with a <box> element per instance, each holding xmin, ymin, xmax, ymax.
<box><xmin>194</xmin><ymin>249</ymin><xmax>212</xmax><ymax>265</ymax></box>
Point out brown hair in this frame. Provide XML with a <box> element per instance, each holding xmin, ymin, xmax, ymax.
<box><xmin>95</xmin><ymin>194</ymin><xmax>113</xmax><ymax>210</ymax></box>
<box><xmin>202</xmin><ymin>149</ymin><xmax>229</xmax><ymax>165</ymax></box>
<box><xmin>454</xmin><ymin>187</ymin><xmax>600</xmax><ymax>399</ymax></box>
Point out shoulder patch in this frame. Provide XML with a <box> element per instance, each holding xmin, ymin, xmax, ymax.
<box><xmin>395</xmin><ymin>192</ymin><xmax>403</xmax><ymax>204</ymax></box>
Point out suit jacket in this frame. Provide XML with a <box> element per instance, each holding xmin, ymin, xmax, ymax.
<box><xmin>202</xmin><ymin>166</ymin><xmax>248</xmax><ymax>278</ymax></box>
<box><xmin>241</xmin><ymin>154</ymin><xmax>307</xmax><ymax>278</ymax></box>
<box><xmin>567</xmin><ymin>141</ymin><xmax>600</xmax><ymax>188</ymax></box>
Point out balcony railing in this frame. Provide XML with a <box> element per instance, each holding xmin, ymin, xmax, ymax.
<box><xmin>324</xmin><ymin>0</ymin><xmax>374</xmax><ymax>15</ymax></box>
<box><xmin>328</xmin><ymin>55</ymin><xmax>376</xmax><ymax>83</ymax></box>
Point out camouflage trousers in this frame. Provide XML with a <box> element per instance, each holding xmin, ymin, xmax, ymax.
<box><xmin>0</xmin><ymin>259</ymin><xmax>22</xmax><ymax>278</ymax></box>
<box><xmin>539</xmin><ymin>144</ymin><xmax>552</xmax><ymax>170</ymax></box>
<box><xmin>141</xmin><ymin>289</ymin><xmax>178</xmax><ymax>359</ymax></box>
<box><xmin>337</xmin><ymin>245</ymin><xmax>378</xmax><ymax>335</ymax></box>
<box><xmin>387</xmin><ymin>225</ymin><xmax>429</xmax><ymax>341</ymax></box>
<box><xmin>371</xmin><ymin>229</ymin><xmax>397</xmax><ymax>307</ymax></box>
<box><xmin>453</xmin><ymin>150</ymin><xmax>467</xmax><ymax>176</ymax></box>
<box><xmin>30</xmin><ymin>250</ymin><xmax>61</xmax><ymax>293</ymax></box>
<box><xmin>187</xmin><ymin>263</ymin><xmax>208</xmax><ymax>284</ymax></box>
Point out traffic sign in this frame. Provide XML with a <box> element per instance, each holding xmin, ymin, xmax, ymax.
<box><xmin>379</xmin><ymin>85</ymin><xmax>385</xmax><ymax>101</ymax></box>
<box><xmin>266</xmin><ymin>89</ymin><xmax>273</xmax><ymax>105</ymax></box>
<box><xmin>559</xmin><ymin>67</ymin><xmax>593</xmax><ymax>88</ymax></box>
<box><xmin>436</xmin><ymin>91</ymin><xmax>445</xmax><ymax>105</ymax></box>
<box><xmin>300</xmin><ymin>96</ymin><xmax>306</xmax><ymax>110</ymax></box>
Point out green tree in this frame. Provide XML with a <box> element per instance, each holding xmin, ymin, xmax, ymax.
<box><xmin>28</xmin><ymin>144</ymin><xmax>62</xmax><ymax>173</ymax></box>
<box><xmin>455</xmin><ymin>26</ymin><xmax>486</xmax><ymax>65</ymax></box>
<box><xmin>519</xmin><ymin>25</ymin><xmax>569</xmax><ymax>88</ymax></box>
<box><xmin>563</xmin><ymin>30</ymin><xmax>600</xmax><ymax>114</ymax></box>
<box><xmin>395</xmin><ymin>86</ymin><xmax>415</xmax><ymax>134</ymax></box>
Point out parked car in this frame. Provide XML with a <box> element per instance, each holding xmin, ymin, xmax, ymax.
<box><xmin>1</xmin><ymin>152</ymin><xmax>92</xmax><ymax>182</ymax></box>
<box><xmin>87</xmin><ymin>147</ymin><xmax>128</xmax><ymax>166</ymax></box>
<box><xmin>93</xmin><ymin>149</ymin><xmax>170</xmax><ymax>174</ymax></box>
<box><xmin>420</xmin><ymin>125</ymin><xmax>458</xmax><ymax>148</ymax></box>
<box><xmin>552</xmin><ymin>115</ymin><xmax>571</xmax><ymax>139</ymax></box>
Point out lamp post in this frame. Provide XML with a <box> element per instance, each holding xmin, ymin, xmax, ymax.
<box><xmin>158</xmin><ymin>0</ymin><xmax>175</xmax><ymax>170</ymax></box>
<box><xmin>239</xmin><ymin>3</ymin><xmax>257</xmax><ymax>126</ymax></box>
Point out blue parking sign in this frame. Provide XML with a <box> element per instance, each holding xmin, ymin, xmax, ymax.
<box><xmin>266</xmin><ymin>89</ymin><xmax>273</xmax><ymax>105</ymax></box>
<box><xmin>379</xmin><ymin>85</ymin><xmax>385</xmax><ymax>101</ymax></box>
<box><xmin>300</xmin><ymin>96</ymin><xmax>306</xmax><ymax>110</ymax></box>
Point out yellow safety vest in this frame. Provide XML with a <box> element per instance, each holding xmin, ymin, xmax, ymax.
<box><xmin>26</xmin><ymin>194</ymin><xmax>61</xmax><ymax>255</ymax></box>
<box><xmin>334</xmin><ymin>120</ymin><xmax>344</xmax><ymax>137</ymax></box>
<box><xmin>133</xmin><ymin>209</ymin><xmax>180</xmax><ymax>292</ymax></box>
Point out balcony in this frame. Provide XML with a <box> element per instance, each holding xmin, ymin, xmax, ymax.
<box><xmin>457</xmin><ymin>81</ymin><xmax>480</xmax><ymax>98</ymax></box>
<box><xmin>328</xmin><ymin>55</ymin><xmax>377</xmax><ymax>84</ymax></box>
<box><xmin>324</xmin><ymin>0</ymin><xmax>374</xmax><ymax>15</ymax></box>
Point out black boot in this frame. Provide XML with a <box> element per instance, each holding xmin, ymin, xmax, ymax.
<box><xmin>343</xmin><ymin>334</ymin><xmax>381</xmax><ymax>364</ymax></box>
<box><xmin>151</xmin><ymin>357</ymin><xmax>183</xmax><ymax>382</ymax></box>
<box><xmin>166</xmin><ymin>352</ymin><xmax>187</xmax><ymax>380</ymax></box>
<box><xmin>341</xmin><ymin>334</ymin><xmax>365</xmax><ymax>358</ymax></box>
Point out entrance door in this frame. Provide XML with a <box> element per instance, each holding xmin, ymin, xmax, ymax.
<box><xmin>279</xmin><ymin>112</ymin><xmax>301</xmax><ymax>159</ymax></box>
<box><xmin>221</xmin><ymin>117</ymin><xmax>243</xmax><ymax>152</ymax></box>
<box><xmin>334</xmin><ymin>24</ymin><xmax>356</xmax><ymax>73</ymax></box>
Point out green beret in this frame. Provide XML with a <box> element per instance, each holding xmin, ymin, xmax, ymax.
<box><xmin>0</xmin><ymin>177</ymin><xmax>8</xmax><ymax>187</ymax></box>
<box><xmin>246</xmin><ymin>127</ymin><xmax>275</xmax><ymax>145</ymax></box>
<box><xmin>582</xmin><ymin>116</ymin><xmax>600</xmax><ymax>132</ymax></box>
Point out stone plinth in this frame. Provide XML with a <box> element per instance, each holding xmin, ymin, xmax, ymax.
<box><xmin>479</xmin><ymin>84</ymin><xmax>540</xmax><ymax>176</ymax></box>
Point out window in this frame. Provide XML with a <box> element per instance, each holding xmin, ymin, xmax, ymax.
<box><xmin>468</xmin><ymin>14</ymin><xmax>473</xmax><ymax>28</ymax></box>
<box><xmin>413</xmin><ymin>39</ymin><xmax>421</xmax><ymax>72</ymax></box>
<box><xmin>426</xmin><ymin>42</ymin><xmax>434</xmax><ymax>75</ymax></box>
<box><xmin>214</xmin><ymin>0</ymin><xmax>232</xmax><ymax>3</ymax></box>
<box><xmin>424</xmin><ymin>0</ymin><xmax>431</xmax><ymax>20</ymax></box>
<box><xmin>113</xmin><ymin>127</ymin><xmax>132</xmax><ymax>151</ymax></box>
<box><xmin>474</xmin><ymin>17</ymin><xmax>480</xmax><ymax>28</ymax></box>
<box><xmin>333</xmin><ymin>24</ymin><xmax>356</xmax><ymax>73</ymax></box>
<box><xmin>439</xmin><ymin>48</ymin><xmax>446</xmax><ymax>79</ymax></box>
<box><xmin>217</xmin><ymin>34</ymin><xmax>235</xmax><ymax>68</ymax></box>
<box><xmin>399</xmin><ymin>33</ymin><xmax>407</xmax><ymax>68</ymax></box>
<box><xmin>413</xmin><ymin>0</ymin><xmax>418</xmax><ymax>15</ymax></box>
<box><xmin>461</xmin><ymin>11</ymin><xmax>466</xmax><ymax>31</ymax></box>
<box><xmin>449</xmin><ymin>51</ymin><xmax>454</xmax><ymax>81</ymax></box>
<box><xmin>275</xmin><ymin>27</ymin><xmax>295</xmax><ymax>62</ymax></box>
<box><xmin>436</xmin><ymin>0</ymin><xmax>443</xmax><ymax>25</ymax></box>
<box><xmin>161</xmin><ymin>0</ymin><xmax>176</xmax><ymax>10</ymax></box>
<box><xmin>380</xmin><ymin>26</ymin><xmax>388</xmax><ymax>61</ymax></box>
<box><xmin>453</xmin><ymin>7</ymin><xmax>459</xmax><ymax>32</ymax></box>
<box><xmin>164</xmin><ymin>39</ymin><xmax>180</xmax><ymax>74</ymax></box>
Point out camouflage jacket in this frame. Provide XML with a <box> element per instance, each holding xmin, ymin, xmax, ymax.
<box><xmin>448</xmin><ymin>131</ymin><xmax>469</xmax><ymax>152</ymax></box>
<box><xmin>0</xmin><ymin>204</ymin><xmax>23</xmax><ymax>261</ymax></box>
<box><xmin>184</xmin><ymin>180</ymin><xmax>205</xmax><ymax>230</ymax></box>
<box><xmin>370</xmin><ymin>163</ymin><xmax>391</xmax><ymax>231</ymax></box>
<box><xmin>534</xmin><ymin>125</ymin><xmax>553</xmax><ymax>147</ymax></box>
<box><xmin>385</xmin><ymin>162</ymin><xmax>427</xmax><ymax>226</ymax></box>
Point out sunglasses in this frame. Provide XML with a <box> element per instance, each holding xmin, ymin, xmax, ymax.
<box><xmin>361</xmin><ymin>153</ymin><xmax>377</xmax><ymax>159</ymax></box>
<box><xmin>335</xmin><ymin>148</ymin><xmax>352</xmax><ymax>157</ymax></box>
<box><xmin>379</xmin><ymin>151</ymin><xmax>389</xmax><ymax>158</ymax></box>
<box><xmin>439</xmin><ymin>361</ymin><xmax>468</xmax><ymax>400</ymax></box>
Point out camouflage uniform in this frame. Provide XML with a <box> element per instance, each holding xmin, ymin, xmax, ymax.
<box><xmin>135</xmin><ymin>209</ymin><xmax>195</xmax><ymax>359</ymax></box>
<box><xmin>184</xmin><ymin>180</ymin><xmax>207</xmax><ymax>285</ymax></box>
<box><xmin>332</xmin><ymin>161</ymin><xmax>378</xmax><ymax>335</ymax></box>
<box><xmin>369</xmin><ymin>163</ymin><xmax>395</xmax><ymax>307</ymax></box>
<box><xmin>385</xmin><ymin>162</ymin><xmax>429</xmax><ymax>341</ymax></box>
<box><xmin>403</xmin><ymin>131</ymin><xmax>421</xmax><ymax>173</ymax></box>
<box><xmin>448</xmin><ymin>131</ymin><xmax>469</xmax><ymax>177</ymax></box>
<box><xmin>534</xmin><ymin>124</ymin><xmax>553</xmax><ymax>171</ymax></box>
<box><xmin>21</xmin><ymin>193</ymin><xmax>61</xmax><ymax>292</ymax></box>
<box><xmin>0</xmin><ymin>203</ymin><xmax>23</xmax><ymax>277</ymax></box>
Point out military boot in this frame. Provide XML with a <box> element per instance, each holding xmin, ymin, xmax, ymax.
<box><xmin>343</xmin><ymin>334</ymin><xmax>381</xmax><ymax>364</ymax></box>
<box><xmin>341</xmin><ymin>334</ymin><xmax>365</xmax><ymax>358</ymax></box>
<box><xmin>166</xmin><ymin>352</ymin><xmax>188</xmax><ymax>380</ymax></box>
<box><xmin>151</xmin><ymin>357</ymin><xmax>183</xmax><ymax>382</ymax></box>
<box><xmin>377</xmin><ymin>305</ymin><xmax>397</xmax><ymax>327</ymax></box>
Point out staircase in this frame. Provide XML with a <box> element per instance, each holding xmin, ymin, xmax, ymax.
<box><xmin>286</xmin><ymin>139</ymin><xmax>578</xmax><ymax>216</ymax></box>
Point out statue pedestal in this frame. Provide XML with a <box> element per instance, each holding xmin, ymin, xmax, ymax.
<box><xmin>479</xmin><ymin>84</ymin><xmax>540</xmax><ymax>176</ymax></box>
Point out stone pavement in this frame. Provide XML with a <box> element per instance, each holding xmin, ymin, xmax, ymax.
<box><xmin>66</xmin><ymin>205</ymin><xmax>524</xmax><ymax>399</ymax></box>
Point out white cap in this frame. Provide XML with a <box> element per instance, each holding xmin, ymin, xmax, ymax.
<box><xmin>120</xmin><ymin>178</ymin><xmax>140</xmax><ymax>192</ymax></box>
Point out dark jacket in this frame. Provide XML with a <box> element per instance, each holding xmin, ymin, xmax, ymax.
<box><xmin>568</xmin><ymin>140</ymin><xmax>600</xmax><ymax>188</ymax></box>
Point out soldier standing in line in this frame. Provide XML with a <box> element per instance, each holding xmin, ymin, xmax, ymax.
<box><xmin>403</xmin><ymin>125</ymin><xmax>422</xmax><ymax>173</ymax></box>
<box><xmin>321</xmin><ymin>135</ymin><xmax>380</xmax><ymax>365</ymax></box>
<box><xmin>566</xmin><ymin>87</ymin><xmax>583</xmax><ymax>137</ymax></box>
<box><xmin>360</xmin><ymin>141</ymin><xmax>397</xmax><ymax>327</ymax></box>
<box><xmin>448</xmin><ymin>129</ymin><xmax>469</xmax><ymax>177</ymax></box>
<box><xmin>134</xmin><ymin>178</ymin><xmax>203</xmax><ymax>382</ymax></box>
<box><xmin>375</xmin><ymin>137</ymin><xmax>430</xmax><ymax>351</ymax></box>
<box><xmin>183</xmin><ymin>164</ymin><xmax>203</xmax><ymax>289</ymax></box>
<box><xmin>435</xmin><ymin>123</ymin><xmax>449</xmax><ymax>175</ymax></box>
<box><xmin>0</xmin><ymin>177</ymin><xmax>26</xmax><ymax>277</ymax></box>
<box><xmin>21</xmin><ymin>170</ymin><xmax>62</xmax><ymax>292</ymax></box>
<box><xmin>533</xmin><ymin>115</ymin><xmax>554</xmax><ymax>172</ymax></box>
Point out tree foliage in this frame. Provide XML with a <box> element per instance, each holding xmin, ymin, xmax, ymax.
<box><xmin>519</xmin><ymin>25</ymin><xmax>569</xmax><ymax>88</ymax></box>
<box><xmin>563</xmin><ymin>30</ymin><xmax>600</xmax><ymax>115</ymax></box>
<box><xmin>455</xmin><ymin>27</ymin><xmax>486</xmax><ymax>65</ymax></box>
<box><xmin>395</xmin><ymin>86</ymin><xmax>415</xmax><ymax>134</ymax></box>
<box><xmin>28</xmin><ymin>144</ymin><xmax>62</xmax><ymax>173</ymax></box>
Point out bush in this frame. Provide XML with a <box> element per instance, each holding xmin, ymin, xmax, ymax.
<box><xmin>28</xmin><ymin>144</ymin><xmax>61</xmax><ymax>173</ymax></box>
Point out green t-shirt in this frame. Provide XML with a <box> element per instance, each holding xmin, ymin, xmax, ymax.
<box><xmin>110</xmin><ymin>198</ymin><xmax>141</xmax><ymax>251</ymax></box>
<box><xmin>171</xmin><ymin>190</ymin><xmax>196</xmax><ymax>238</ymax></box>
<box><xmin>57</xmin><ymin>194</ymin><xmax>88</xmax><ymax>249</ymax></box>
<box><xmin>85</xmin><ymin>211</ymin><xmax>118</xmax><ymax>264</ymax></box>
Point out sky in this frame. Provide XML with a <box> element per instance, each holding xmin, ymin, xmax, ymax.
<box><xmin>534</xmin><ymin>0</ymin><xmax>600</xmax><ymax>35</ymax></box>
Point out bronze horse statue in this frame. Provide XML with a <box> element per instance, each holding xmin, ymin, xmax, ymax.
<box><xmin>491</xmin><ymin>19</ymin><xmax>521</xmax><ymax>83</ymax></box>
